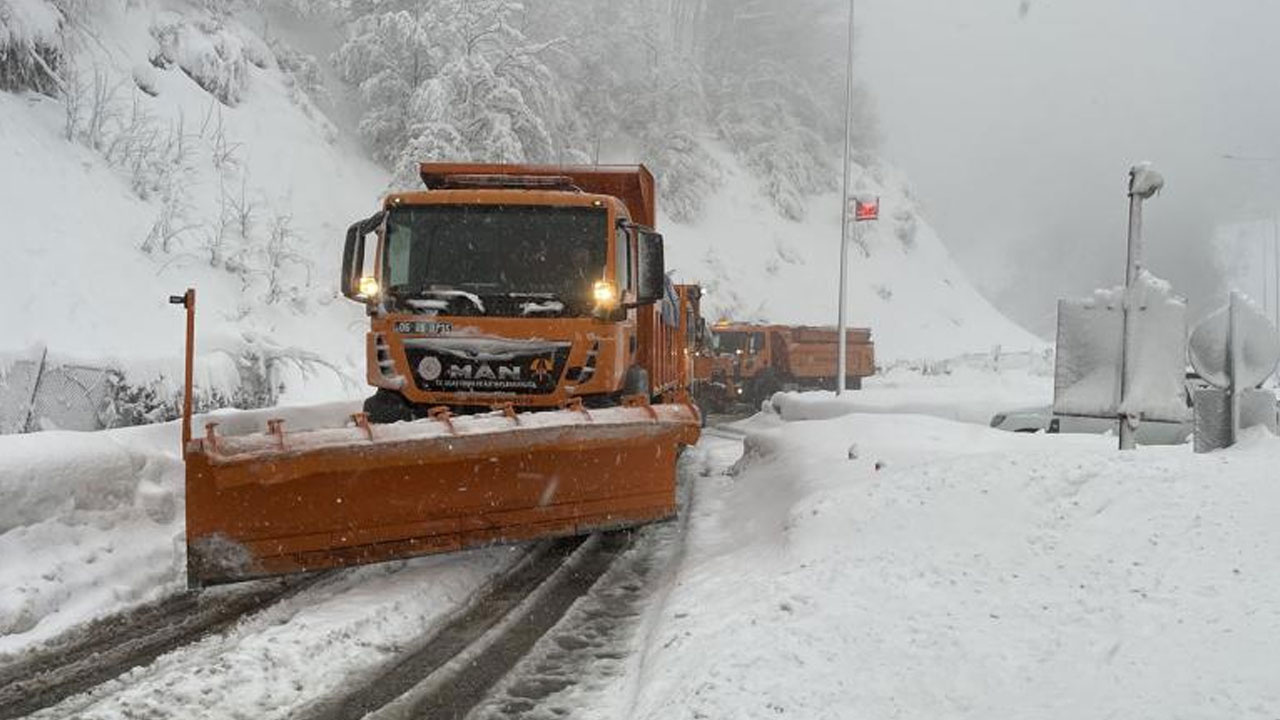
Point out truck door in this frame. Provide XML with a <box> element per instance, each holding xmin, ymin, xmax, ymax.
<box><xmin>740</xmin><ymin>331</ymin><xmax>767</xmax><ymax>378</ymax></box>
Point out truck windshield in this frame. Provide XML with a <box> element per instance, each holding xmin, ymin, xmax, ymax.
<box><xmin>384</xmin><ymin>204</ymin><xmax>608</xmax><ymax>316</ymax></box>
<box><xmin>714</xmin><ymin>331</ymin><xmax>752</xmax><ymax>354</ymax></box>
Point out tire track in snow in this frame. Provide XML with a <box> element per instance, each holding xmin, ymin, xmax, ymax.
<box><xmin>308</xmin><ymin>434</ymin><xmax>740</xmax><ymax>720</ymax></box>
<box><xmin>297</xmin><ymin>532</ymin><xmax>633</xmax><ymax>720</ymax></box>
<box><xmin>468</xmin><ymin>437</ymin><xmax>736</xmax><ymax>719</ymax></box>
<box><xmin>0</xmin><ymin>572</ymin><xmax>331</xmax><ymax>719</ymax></box>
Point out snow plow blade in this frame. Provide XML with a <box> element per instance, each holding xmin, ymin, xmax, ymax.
<box><xmin>185</xmin><ymin>402</ymin><xmax>700</xmax><ymax>586</ymax></box>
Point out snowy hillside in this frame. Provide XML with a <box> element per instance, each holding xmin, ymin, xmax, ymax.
<box><xmin>663</xmin><ymin>146</ymin><xmax>1041</xmax><ymax>359</ymax></box>
<box><xmin>1</xmin><ymin>0</ymin><xmax>1037</xmax><ymax>419</ymax></box>
<box><xmin>1</xmin><ymin>2</ymin><xmax>387</xmax><ymax>409</ymax></box>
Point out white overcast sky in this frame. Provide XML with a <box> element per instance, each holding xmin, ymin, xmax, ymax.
<box><xmin>856</xmin><ymin>0</ymin><xmax>1280</xmax><ymax>334</ymax></box>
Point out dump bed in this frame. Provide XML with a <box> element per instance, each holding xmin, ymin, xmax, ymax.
<box><xmin>780</xmin><ymin>326</ymin><xmax>875</xmax><ymax>380</ymax></box>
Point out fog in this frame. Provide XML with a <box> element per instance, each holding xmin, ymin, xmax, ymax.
<box><xmin>857</xmin><ymin>0</ymin><xmax>1280</xmax><ymax>337</ymax></box>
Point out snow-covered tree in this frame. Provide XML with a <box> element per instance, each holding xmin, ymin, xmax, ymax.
<box><xmin>334</xmin><ymin>0</ymin><xmax>576</xmax><ymax>179</ymax></box>
<box><xmin>333</xmin><ymin>9</ymin><xmax>432</xmax><ymax>164</ymax></box>
<box><xmin>692</xmin><ymin>0</ymin><xmax>857</xmax><ymax>219</ymax></box>
<box><xmin>329</xmin><ymin>0</ymin><xmax>875</xmax><ymax>220</ymax></box>
<box><xmin>0</xmin><ymin>0</ymin><xmax>65</xmax><ymax>95</ymax></box>
<box><xmin>544</xmin><ymin>0</ymin><xmax>720</xmax><ymax>220</ymax></box>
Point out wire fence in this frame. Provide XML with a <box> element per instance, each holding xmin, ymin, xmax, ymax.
<box><xmin>880</xmin><ymin>347</ymin><xmax>1055</xmax><ymax>377</ymax></box>
<box><xmin>0</xmin><ymin>350</ymin><xmax>115</xmax><ymax>434</ymax></box>
<box><xmin>0</xmin><ymin>345</ymin><xmax>305</xmax><ymax>436</ymax></box>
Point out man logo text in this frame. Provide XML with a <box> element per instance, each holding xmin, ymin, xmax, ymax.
<box><xmin>446</xmin><ymin>365</ymin><xmax>522</xmax><ymax>381</ymax></box>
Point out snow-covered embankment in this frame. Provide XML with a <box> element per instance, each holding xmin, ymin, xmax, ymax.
<box><xmin>0</xmin><ymin>402</ymin><xmax>358</xmax><ymax>655</ymax></box>
<box><xmin>628</xmin><ymin>405</ymin><xmax>1280</xmax><ymax>718</ymax></box>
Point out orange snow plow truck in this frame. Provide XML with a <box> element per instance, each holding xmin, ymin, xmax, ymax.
<box><xmin>183</xmin><ymin>164</ymin><xmax>701</xmax><ymax>586</ymax></box>
<box><xmin>701</xmin><ymin>322</ymin><xmax>875</xmax><ymax>409</ymax></box>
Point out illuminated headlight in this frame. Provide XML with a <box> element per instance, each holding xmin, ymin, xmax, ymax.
<box><xmin>593</xmin><ymin>280</ymin><xmax>618</xmax><ymax>307</ymax></box>
<box><xmin>358</xmin><ymin>276</ymin><xmax>380</xmax><ymax>298</ymax></box>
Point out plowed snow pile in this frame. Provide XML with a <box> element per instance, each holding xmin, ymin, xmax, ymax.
<box><xmin>0</xmin><ymin>403</ymin><xmax>356</xmax><ymax>655</ymax></box>
<box><xmin>629</xmin><ymin>410</ymin><xmax>1280</xmax><ymax>718</ymax></box>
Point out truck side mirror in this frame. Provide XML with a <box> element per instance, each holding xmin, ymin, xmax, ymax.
<box><xmin>635</xmin><ymin>230</ymin><xmax>665</xmax><ymax>305</ymax></box>
<box><xmin>341</xmin><ymin>211</ymin><xmax>386</xmax><ymax>302</ymax></box>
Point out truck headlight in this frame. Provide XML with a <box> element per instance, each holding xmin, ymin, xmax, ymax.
<box><xmin>358</xmin><ymin>276</ymin><xmax>380</xmax><ymax>299</ymax></box>
<box><xmin>593</xmin><ymin>280</ymin><xmax>618</xmax><ymax>307</ymax></box>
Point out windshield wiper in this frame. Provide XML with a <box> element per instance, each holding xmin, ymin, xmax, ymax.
<box><xmin>388</xmin><ymin>286</ymin><xmax>487</xmax><ymax>314</ymax></box>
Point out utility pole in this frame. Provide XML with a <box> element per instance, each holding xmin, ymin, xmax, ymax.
<box><xmin>836</xmin><ymin>0</ymin><xmax>856</xmax><ymax>395</ymax></box>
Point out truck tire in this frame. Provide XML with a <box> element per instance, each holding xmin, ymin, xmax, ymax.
<box><xmin>748</xmin><ymin>369</ymin><xmax>783</xmax><ymax>406</ymax></box>
<box><xmin>695</xmin><ymin>384</ymin><xmax>725</xmax><ymax>415</ymax></box>
<box><xmin>364</xmin><ymin>389</ymin><xmax>416</xmax><ymax>424</ymax></box>
<box><xmin>846</xmin><ymin>375</ymin><xmax>863</xmax><ymax>391</ymax></box>
<box><xmin>622</xmin><ymin>365</ymin><xmax>651</xmax><ymax>399</ymax></box>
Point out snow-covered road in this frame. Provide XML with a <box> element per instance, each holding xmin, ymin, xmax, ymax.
<box><xmin>0</xmin><ymin>402</ymin><xmax>741</xmax><ymax>719</ymax></box>
<box><xmin>23</xmin><ymin>548</ymin><xmax>521</xmax><ymax>719</ymax></box>
<box><xmin>4</xmin><ymin>363</ymin><xmax>1278</xmax><ymax>719</ymax></box>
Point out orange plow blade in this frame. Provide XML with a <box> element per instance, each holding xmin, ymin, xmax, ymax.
<box><xmin>185</xmin><ymin>403</ymin><xmax>700</xmax><ymax>586</ymax></box>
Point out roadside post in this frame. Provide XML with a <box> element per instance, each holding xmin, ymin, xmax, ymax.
<box><xmin>169</xmin><ymin>289</ymin><xmax>195</xmax><ymax>458</ymax></box>
<box><xmin>1119</xmin><ymin>163</ymin><xmax>1165</xmax><ymax>449</ymax></box>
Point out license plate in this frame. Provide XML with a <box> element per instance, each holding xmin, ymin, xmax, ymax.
<box><xmin>395</xmin><ymin>321</ymin><xmax>454</xmax><ymax>335</ymax></box>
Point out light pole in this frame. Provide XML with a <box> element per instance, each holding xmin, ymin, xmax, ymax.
<box><xmin>836</xmin><ymin>0</ymin><xmax>856</xmax><ymax>395</ymax></box>
<box><xmin>1118</xmin><ymin>163</ymin><xmax>1164</xmax><ymax>451</ymax></box>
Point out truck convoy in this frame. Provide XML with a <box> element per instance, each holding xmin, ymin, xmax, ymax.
<box><xmin>178</xmin><ymin>163</ymin><xmax>877</xmax><ymax>586</ymax></box>
<box><xmin>697</xmin><ymin>322</ymin><xmax>876</xmax><ymax>410</ymax></box>
<box><xmin>182</xmin><ymin>164</ymin><xmax>701</xmax><ymax>586</ymax></box>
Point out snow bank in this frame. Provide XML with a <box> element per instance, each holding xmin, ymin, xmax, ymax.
<box><xmin>0</xmin><ymin>421</ymin><xmax>182</xmax><ymax>643</ymax></box>
<box><xmin>629</xmin><ymin>412</ymin><xmax>1280</xmax><ymax>718</ymax></box>
<box><xmin>0</xmin><ymin>428</ymin><xmax>178</xmax><ymax>533</ymax></box>
<box><xmin>771</xmin><ymin>352</ymin><xmax>1053</xmax><ymax>425</ymax></box>
<box><xmin>0</xmin><ymin>400</ymin><xmax>358</xmax><ymax>653</ymax></box>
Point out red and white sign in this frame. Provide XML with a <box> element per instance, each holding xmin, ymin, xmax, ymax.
<box><xmin>853</xmin><ymin>197</ymin><xmax>880</xmax><ymax>222</ymax></box>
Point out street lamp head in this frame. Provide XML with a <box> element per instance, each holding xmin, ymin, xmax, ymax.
<box><xmin>1129</xmin><ymin>162</ymin><xmax>1165</xmax><ymax>200</ymax></box>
